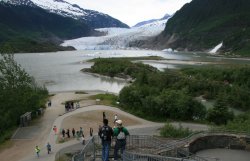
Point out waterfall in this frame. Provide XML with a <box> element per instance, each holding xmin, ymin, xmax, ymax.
<box><xmin>209</xmin><ymin>42</ymin><xmax>223</xmax><ymax>54</ymax></box>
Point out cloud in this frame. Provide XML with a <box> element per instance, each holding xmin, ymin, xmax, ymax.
<box><xmin>65</xmin><ymin>0</ymin><xmax>192</xmax><ymax>26</ymax></box>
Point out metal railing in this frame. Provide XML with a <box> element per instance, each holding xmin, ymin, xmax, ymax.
<box><xmin>72</xmin><ymin>136</ymin><xmax>96</xmax><ymax>161</ymax></box>
<box><xmin>71</xmin><ymin>131</ymin><xmax>249</xmax><ymax>161</ymax></box>
<box><xmin>71</xmin><ymin>135</ymin><xmax>194</xmax><ymax>161</ymax></box>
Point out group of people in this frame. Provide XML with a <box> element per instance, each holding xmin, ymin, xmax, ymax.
<box><xmin>65</xmin><ymin>101</ymin><xmax>80</xmax><ymax>112</ymax></box>
<box><xmin>60</xmin><ymin>127</ymin><xmax>86</xmax><ymax>144</ymax></box>
<box><xmin>99</xmin><ymin>117</ymin><xmax>129</xmax><ymax>161</ymax></box>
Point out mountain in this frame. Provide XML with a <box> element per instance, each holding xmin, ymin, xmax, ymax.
<box><xmin>131</xmin><ymin>0</ymin><xmax>250</xmax><ymax>56</ymax></box>
<box><xmin>0</xmin><ymin>0</ymin><xmax>129</xmax><ymax>53</ymax></box>
<box><xmin>148</xmin><ymin>0</ymin><xmax>250</xmax><ymax>56</ymax></box>
<box><xmin>0</xmin><ymin>2</ymin><xmax>94</xmax><ymax>53</ymax></box>
<box><xmin>133</xmin><ymin>14</ymin><xmax>171</xmax><ymax>27</ymax></box>
<box><xmin>5</xmin><ymin>0</ymin><xmax>129</xmax><ymax>29</ymax></box>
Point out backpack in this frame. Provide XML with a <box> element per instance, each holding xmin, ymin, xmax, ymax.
<box><xmin>100</xmin><ymin>126</ymin><xmax>110</xmax><ymax>141</ymax></box>
<box><xmin>117</xmin><ymin>127</ymin><xmax>126</xmax><ymax>140</ymax></box>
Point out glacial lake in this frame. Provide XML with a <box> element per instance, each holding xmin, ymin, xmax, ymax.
<box><xmin>14</xmin><ymin>50</ymin><xmax>250</xmax><ymax>93</ymax></box>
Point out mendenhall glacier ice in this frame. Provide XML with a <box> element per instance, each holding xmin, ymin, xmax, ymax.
<box><xmin>61</xmin><ymin>18</ymin><xmax>170</xmax><ymax>50</ymax></box>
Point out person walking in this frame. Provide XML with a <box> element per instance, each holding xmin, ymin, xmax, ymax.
<box><xmin>80</xmin><ymin>134</ymin><xmax>85</xmax><ymax>145</ymax></box>
<box><xmin>79</xmin><ymin>127</ymin><xmax>83</xmax><ymax>136</ymax></box>
<box><xmin>114</xmin><ymin>114</ymin><xmax>118</xmax><ymax>124</ymax></box>
<box><xmin>62</xmin><ymin>128</ymin><xmax>65</xmax><ymax>138</ymax></box>
<box><xmin>72</xmin><ymin>128</ymin><xmax>76</xmax><ymax>137</ymax></box>
<box><xmin>66</xmin><ymin>129</ymin><xmax>70</xmax><ymax>138</ymax></box>
<box><xmin>46</xmin><ymin>142</ymin><xmax>51</xmax><ymax>154</ymax></box>
<box><xmin>103</xmin><ymin>111</ymin><xmax>106</xmax><ymax>120</ymax></box>
<box><xmin>113</xmin><ymin>120</ymin><xmax>129</xmax><ymax>160</ymax></box>
<box><xmin>90</xmin><ymin>127</ymin><xmax>93</xmax><ymax>137</ymax></box>
<box><xmin>98</xmin><ymin>118</ymin><xmax>113</xmax><ymax>161</ymax></box>
<box><xmin>35</xmin><ymin>145</ymin><xmax>40</xmax><ymax>158</ymax></box>
<box><xmin>53</xmin><ymin>125</ymin><xmax>57</xmax><ymax>135</ymax></box>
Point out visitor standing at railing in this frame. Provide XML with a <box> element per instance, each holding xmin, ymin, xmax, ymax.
<box><xmin>99</xmin><ymin>118</ymin><xmax>114</xmax><ymax>161</ymax></box>
<box><xmin>113</xmin><ymin>120</ymin><xmax>130</xmax><ymax>161</ymax></box>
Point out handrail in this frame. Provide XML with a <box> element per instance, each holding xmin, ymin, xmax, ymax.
<box><xmin>71</xmin><ymin>131</ymin><xmax>249</xmax><ymax>161</ymax></box>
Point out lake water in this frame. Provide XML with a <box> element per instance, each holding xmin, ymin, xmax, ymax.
<box><xmin>14</xmin><ymin>50</ymin><xmax>250</xmax><ymax>93</ymax></box>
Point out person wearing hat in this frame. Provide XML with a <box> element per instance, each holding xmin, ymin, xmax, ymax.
<box><xmin>113</xmin><ymin>120</ymin><xmax>129</xmax><ymax>160</ymax></box>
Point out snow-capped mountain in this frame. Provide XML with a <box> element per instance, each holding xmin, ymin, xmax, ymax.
<box><xmin>2</xmin><ymin>0</ymin><xmax>36</xmax><ymax>6</ymax></box>
<box><xmin>133</xmin><ymin>14</ymin><xmax>171</xmax><ymax>27</ymax></box>
<box><xmin>1</xmin><ymin>0</ymin><xmax>129</xmax><ymax>28</ymax></box>
<box><xmin>61</xmin><ymin>16</ymin><xmax>171</xmax><ymax>50</ymax></box>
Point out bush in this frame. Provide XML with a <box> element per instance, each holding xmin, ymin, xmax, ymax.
<box><xmin>160</xmin><ymin>123</ymin><xmax>193</xmax><ymax>138</ymax></box>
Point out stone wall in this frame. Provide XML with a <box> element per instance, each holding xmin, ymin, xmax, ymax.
<box><xmin>189</xmin><ymin>135</ymin><xmax>250</xmax><ymax>154</ymax></box>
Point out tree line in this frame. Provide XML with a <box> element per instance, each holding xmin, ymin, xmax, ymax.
<box><xmin>0</xmin><ymin>51</ymin><xmax>48</xmax><ymax>143</ymax></box>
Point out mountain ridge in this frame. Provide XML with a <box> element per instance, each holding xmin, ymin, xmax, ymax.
<box><xmin>133</xmin><ymin>14</ymin><xmax>171</xmax><ymax>27</ymax></box>
<box><xmin>2</xmin><ymin>0</ymin><xmax>129</xmax><ymax>29</ymax></box>
<box><xmin>0</xmin><ymin>2</ymin><xmax>94</xmax><ymax>52</ymax></box>
<box><xmin>130</xmin><ymin>0</ymin><xmax>250</xmax><ymax>56</ymax></box>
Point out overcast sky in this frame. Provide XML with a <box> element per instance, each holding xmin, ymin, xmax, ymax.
<box><xmin>65</xmin><ymin>0</ymin><xmax>192</xmax><ymax>26</ymax></box>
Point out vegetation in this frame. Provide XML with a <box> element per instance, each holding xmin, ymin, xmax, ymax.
<box><xmin>89</xmin><ymin>93</ymin><xmax>118</xmax><ymax>106</ymax></box>
<box><xmin>86</xmin><ymin>58</ymin><xmax>250</xmax><ymax>126</ymax></box>
<box><xmin>85</xmin><ymin>58</ymin><xmax>158</xmax><ymax>78</ymax></box>
<box><xmin>160</xmin><ymin>123</ymin><xmax>193</xmax><ymax>138</ymax></box>
<box><xmin>159</xmin><ymin>0</ymin><xmax>250</xmax><ymax>56</ymax></box>
<box><xmin>0</xmin><ymin>50</ymin><xmax>48</xmax><ymax>143</ymax></box>
<box><xmin>217</xmin><ymin>112</ymin><xmax>250</xmax><ymax>133</ymax></box>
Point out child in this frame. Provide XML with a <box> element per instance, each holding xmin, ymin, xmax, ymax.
<box><xmin>35</xmin><ymin>145</ymin><xmax>40</xmax><ymax>158</ymax></box>
<box><xmin>47</xmin><ymin>142</ymin><xmax>51</xmax><ymax>154</ymax></box>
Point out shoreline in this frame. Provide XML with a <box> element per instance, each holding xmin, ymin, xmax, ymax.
<box><xmin>81</xmin><ymin>69</ymin><xmax>134</xmax><ymax>82</ymax></box>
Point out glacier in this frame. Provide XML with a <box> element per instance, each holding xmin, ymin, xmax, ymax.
<box><xmin>61</xmin><ymin>19</ymin><xmax>170</xmax><ymax>50</ymax></box>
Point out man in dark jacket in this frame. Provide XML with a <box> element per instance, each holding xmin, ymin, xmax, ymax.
<box><xmin>99</xmin><ymin>118</ymin><xmax>113</xmax><ymax>161</ymax></box>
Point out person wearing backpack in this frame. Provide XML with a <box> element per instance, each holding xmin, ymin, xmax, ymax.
<box><xmin>113</xmin><ymin>120</ymin><xmax>129</xmax><ymax>160</ymax></box>
<box><xmin>98</xmin><ymin>118</ymin><xmax>113</xmax><ymax>161</ymax></box>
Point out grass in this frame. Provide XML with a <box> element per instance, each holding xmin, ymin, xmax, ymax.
<box><xmin>89</xmin><ymin>93</ymin><xmax>118</xmax><ymax>106</ymax></box>
<box><xmin>160</xmin><ymin>123</ymin><xmax>193</xmax><ymax>138</ymax></box>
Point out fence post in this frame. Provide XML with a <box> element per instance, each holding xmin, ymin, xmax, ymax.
<box><xmin>93</xmin><ymin>137</ymin><xmax>96</xmax><ymax>161</ymax></box>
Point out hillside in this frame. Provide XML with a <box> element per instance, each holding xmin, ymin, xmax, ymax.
<box><xmin>0</xmin><ymin>3</ymin><xmax>94</xmax><ymax>52</ymax></box>
<box><xmin>133</xmin><ymin>0</ymin><xmax>250</xmax><ymax>56</ymax></box>
<box><xmin>5</xmin><ymin>0</ymin><xmax>129</xmax><ymax>29</ymax></box>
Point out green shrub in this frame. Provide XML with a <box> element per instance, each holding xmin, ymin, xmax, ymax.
<box><xmin>160</xmin><ymin>123</ymin><xmax>193</xmax><ymax>138</ymax></box>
